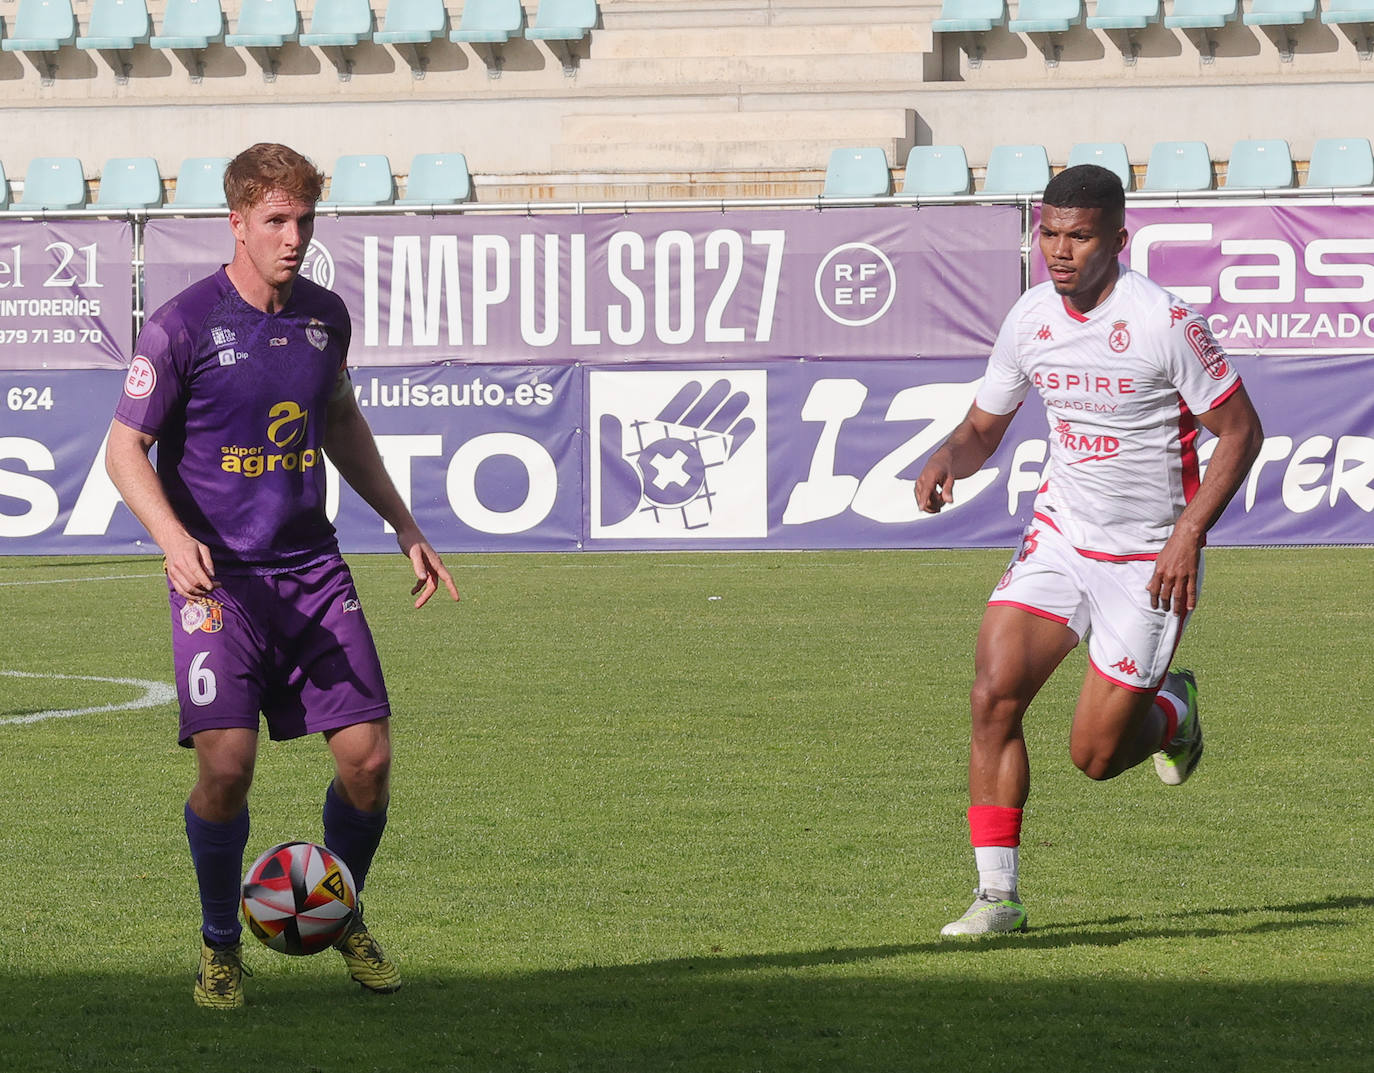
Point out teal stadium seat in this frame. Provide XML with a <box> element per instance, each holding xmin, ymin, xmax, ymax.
<box><xmin>373</xmin><ymin>0</ymin><xmax>446</xmax><ymax>44</ymax></box>
<box><xmin>982</xmin><ymin>144</ymin><xmax>1051</xmax><ymax>195</ymax></box>
<box><xmin>1068</xmin><ymin>141</ymin><xmax>1133</xmax><ymax>188</ymax></box>
<box><xmin>321</xmin><ymin>154</ymin><xmax>394</xmax><ymax>207</ymax></box>
<box><xmin>149</xmin><ymin>0</ymin><xmax>225</xmax><ymax>48</ymax></box>
<box><xmin>1009</xmin><ymin>0</ymin><xmax>1083</xmax><ymax>33</ymax></box>
<box><xmin>76</xmin><ymin>0</ymin><xmax>151</xmax><ymax>49</ymax></box>
<box><xmin>1085</xmin><ymin>0</ymin><xmax>1160</xmax><ymax>29</ymax></box>
<box><xmin>96</xmin><ymin>156</ymin><xmax>163</xmax><ymax>209</ymax></box>
<box><xmin>1243</xmin><ymin>0</ymin><xmax>1316</xmax><ymax>24</ymax></box>
<box><xmin>1305</xmin><ymin>137</ymin><xmax>1374</xmax><ymax>188</ymax></box>
<box><xmin>225</xmin><ymin>0</ymin><xmax>300</xmax><ymax>46</ymax></box>
<box><xmin>900</xmin><ymin>145</ymin><xmax>972</xmax><ymax>196</ymax></box>
<box><xmin>397</xmin><ymin>153</ymin><xmax>473</xmax><ymax>205</ymax></box>
<box><xmin>172</xmin><ymin>157</ymin><xmax>230</xmax><ymax>208</ymax></box>
<box><xmin>298</xmin><ymin>0</ymin><xmax>374</xmax><ymax>46</ymax></box>
<box><xmin>526</xmin><ymin>0</ymin><xmax>598</xmax><ymax>41</ymax></box>
<box><xmin>1223</xmin><ymin>139</ymin><xmax>1294</xmax><ymax>189</ymax></box>
<box><xmin>1143</xmin><ymin>141</ymin><xmax>1213</xmax><ymax>191</ymax></box>
<box><xmin>16</xmin><ymin>157</ymin><xmax>87</xmax><ymax>211</ymax></box>
<box><xmin>451</xmin><ymin>0</ymin><xmax>523</xmax><ymax>42</ymax></box>
<box><xmin>1322</xmin><ymin>0</ymin><xmax>1374</xmax><ymax>23</ymax></box>
<box><xmin>932</xmin><ymin>0</ymin><xmax>1007</xmax><ymax>32</ymax></box>
<box><xmin>1164</xmin><ymin>0</ymin><xmax>1237</xmax><ymax>27</ymax></box>
<box><xmin>821</xmin><ymin>148</ymin><xmax>892</xmax><ymax>198</ymax></box>
<box><xmin>1</xmin><ymin>0</ymin><xmax>77</xmax><ymax>52</ymax></box>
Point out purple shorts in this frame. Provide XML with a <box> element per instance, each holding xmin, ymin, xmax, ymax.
<box><xmin>169</xmin><ymin>556</ymin><xmax>390</xmax><ymax>747</ymax></box>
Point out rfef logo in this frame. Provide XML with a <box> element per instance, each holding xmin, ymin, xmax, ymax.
<box><xmin>123</xmin><ymin>355</ymin><xmax>156</xmax><ymax>399</ymax></box>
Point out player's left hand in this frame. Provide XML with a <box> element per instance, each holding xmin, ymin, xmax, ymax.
<box><xmin>1147</xmin><ymin>531</ymin><xmax>1201</xmax><ymax>616</ymax></box>
<box><xmin>399</xmin><ymin>534</ymin><xmax>459</xmax><ymax>608</ymax></box>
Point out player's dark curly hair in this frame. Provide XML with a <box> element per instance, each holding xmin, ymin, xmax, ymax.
<box><xmin>223</xmin><ymin>143</ymin><xmax>325</xmax><ymax>213</ymax></box>
<box><xmin>1042</xmin><ymin>164</ymin><xmax>1125</xmax><ymax>228</ymax></box>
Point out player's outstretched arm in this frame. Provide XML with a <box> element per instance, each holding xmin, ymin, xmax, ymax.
<box><xmin>1148</xmin><ymin>384</ymin><xmax>1264</xmax><ymax>615</ymax></box>
<box><xmin>914</xmin><ymin>404</ymin><xmax>1017</xmax><ymax>514</ymax></box>
<box><xmin>104</xmin><ymin>419</ymin><xmax>219</xmax><ymax>597</ymax></box>
<box><xmin>323</xmin><ymin>385</ymin><xmax>460</xmax><ymax>608</ymax></box>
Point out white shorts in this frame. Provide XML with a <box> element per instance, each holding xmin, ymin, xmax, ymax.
<box><xmin>987</xmin><ymin>521</ymin><xmax>1200</xmax><ymax>693</ymax></box>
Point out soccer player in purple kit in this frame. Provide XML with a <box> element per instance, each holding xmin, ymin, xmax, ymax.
<box><xmin>105</xmin><ymin>143</ymin><xmax>459</xmax><ymax>1008</ymax></box>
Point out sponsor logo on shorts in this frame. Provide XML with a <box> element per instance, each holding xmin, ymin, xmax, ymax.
<box><xmin>180</xmin><ymin>597</ymin><xmax>224</xmax><ymax>634</ymax></box>
<box><xmin>342</xmin><ymin>598</ymin><xmax>361</xmax><ymax>613</ymax></box>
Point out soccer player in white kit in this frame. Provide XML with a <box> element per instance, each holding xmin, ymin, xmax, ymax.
<box><xmin>915</xmin><ymin>165</ymin><xmax>1264</xmax><ymax>936</ymax></box>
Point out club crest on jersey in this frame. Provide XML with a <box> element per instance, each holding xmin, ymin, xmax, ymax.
<box><xmin>180</xmin><ymin>597</ymin><xmax>224</xmax><ymax>634</ymax></box>
<box><xmin>1185</xmin><ymin>320</ymin><xmax>1229</xmax><ymax>380</ymax></box>
<box><xmin>307</xmin><ymin>319</ymin><xmax>329</xmax><ymax>352</ymax></box>
<box><xmin>1109</xmin><ymin>321</ymin><xmax>1130</xmax><ymax>353</ymax></box>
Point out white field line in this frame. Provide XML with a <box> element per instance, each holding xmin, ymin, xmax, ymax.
<box><xmin>0</xmin><ymin>670</ymin><xmax>175</xmax><ymax>726</ymax></box>
<box><xmin>0</xmin><ymin>573</ymin><xmax>165</xmax><ymax>587</ymax></box>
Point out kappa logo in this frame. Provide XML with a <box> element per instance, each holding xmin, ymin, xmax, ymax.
<box><xmin>1110</xmin><ymin>656</ymin><xmax>1140</xmax><ymax>677</ymax></box>
<box><xmin>1109</xmin><ymin>321</ymin><xmax>1131</xmax><ymax>353</ymax></box>
<box><xmin>1035</xmin><ymin>324</ymin><xmax>1054</xmax><ymax>341</ymax></box>
<box><xmin>592</xmin><ymin>370</ymin><xmax>767</xmax><ymax>539</ymax></box>
<box><xmin>1169</xmin><ymin>306</ymin><xmax>1190</xmax><ymax>325</ymax></box>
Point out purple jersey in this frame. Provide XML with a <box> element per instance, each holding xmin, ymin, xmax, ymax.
<box><xmin>115</xmin><ymin>268</ymin><xmax>349</xmax><ymax>573</ymax></box>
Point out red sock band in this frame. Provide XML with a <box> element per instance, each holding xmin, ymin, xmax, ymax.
<box><xmin>967</xmin><ymin>805</ymin><xmax>1023</xmax><ymax>848</ymax></box>
<box><xmin>1154</xmin><ymin>693</ymin><xmax>1182</xmax><ymax>748</ymax></box>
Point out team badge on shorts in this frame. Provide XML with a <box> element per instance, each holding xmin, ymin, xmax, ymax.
<box><xmin>307</xmin><ymin>319</ymin><xmax>329</xmax><ymax>352</ymax></box>
<box><xmin>181</xmin><ymin>597</ymin><xmax>224</xmax><ymax>634</ymax></box>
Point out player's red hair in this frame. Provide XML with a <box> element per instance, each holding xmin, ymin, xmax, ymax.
<box><xmin>222</xmin><ymin>143</ymin><xmax>325</xmax><ymax>213</ymax></box>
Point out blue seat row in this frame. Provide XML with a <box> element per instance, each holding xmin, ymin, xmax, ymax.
<box><xmin>931</xmin><ymin>0</ymin><xmax>1366</xmax><ymax>33</ymax></box>
<box><xmin>0</xmin><ymin>152</ymin><xmax>473</xmax><ymax>211</ymax></box>
<box><xmin>0</xmin><ymin>0</ymin><xmax>595</xmax><ymax>56</ymax></box>
<box><xmin>820</xmin><ymin>138</ymin><xmax>1374</xmax><ymax>198</ymax></box>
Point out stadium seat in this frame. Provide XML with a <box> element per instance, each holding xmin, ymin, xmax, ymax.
<box><xmin>1322</xmin><ymin>0</ymin><xmax>1374</xmax><ymax>22</ymax></box>
<box><xmin>451</xmin><ymin>0</ymin><xmax>523</xmax><ymax>42</ymax></box>
<box><xmin>95</xmin><ymin>156</ymin><xmax>163</xmax><ymax>209</ymax></box>
<box><xmin>76</xmin><ymin>0</ymin><xmax>151</xmax><ymax>50</ymax></box>
<box><xmin>526</xmin><ymin>0</ymin><xmax>598</xmax><ymax>41</ymax></box>
<box><xmin>397</xmin><ymin>153</ymin><xmax>473</xmax><ymax>205</ymax></box>
<box><xmin>899</xmin><ymin>145</ymin><xmax>972</xmax><ymax>196</ymax></box>
<box><xmin>1305</xmin><ymin>137</ymin><xmax>1374</xmax><ymax>188</ymax></box>
<box><xmin>15</xmin><ymin>157</ymin><xmax>87</xmax><ymax>211</ymax></box>
<box><xmin>225</xmin><ymin>0</ymin><xmax>300</xmax><ymax>47</ymax></box>
<box><xmin>1142</xmin><ymin>140</ymin><xmax>1213</xmax><ymax>191</ymax></box>
<box><xmin>1008</xmin><ymin>0</ymin><xmax>1083</xmax><ymax>33</ymax></box>
<box><xmin>0</xmin><ymin>0</ymin><xmax>77</xmax><ymax>54</ymax></box>
<box><xmin>931</xmin><ymin>0</ymin><xmax>1007</xmax><ymax>32</ymax></box>
<box><xmin>1068</xmin><ymin>142</ymin><xmax>1133</xmax><ymax>188</ymax></box>
<box><xmin>821</xmin><ymin>148</ymin><xmax>892</xmax><ymax>198</ymax></box>
<box><xmin>298</xmin><ymin>0</ymin><xmax>374</xmax><ymax>46</ymax></box>
<box><xmin>149</xmin><ymin>0</ymin><xmax>226</xmax><ymax>49</ymax></box>
<box><xmin>1085</xmin><ymin>0</ymin><xmax>1160</xmax><ymax>29</ymax></box>
<box><xmin>172</xmin><ymin>156</ymin><xmax>230</xmax><ymax>208</ymax></box>
<box><xmin>982</xmin><ymin>144</ymin><xmax>1051</xmax><ymax>195</ymax></box>
<box><xmin>1164</xmin><ymin>0</ymin><xmax>1238</xmax><ymax>27</ymax></box>
<box><xmin>1243</xmin><ymin>0</ymin><xmax>1316</xmax><ymax>24</ymax></box>
<box><xmin>321</xmin><ymin>154</ymin><xmax>395</xmax><ymax>207</ymax></box>
<box><xmin>373</xmin><ymin>0</ymin><xmax>446</xmax><ymax>43</ymax></box>
<box><xmin>1223</xmin><ymin>139</ymin><xmax>1294</xmax><ymax>189</ymax></box>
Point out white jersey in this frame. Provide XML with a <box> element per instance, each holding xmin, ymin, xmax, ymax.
<box><xmin>977</xmin><ymin>267</ymin><xmax>1242</xmax><ymax>560</ymax></box>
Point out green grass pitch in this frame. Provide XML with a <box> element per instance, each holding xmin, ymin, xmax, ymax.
<box><xmin>0</xmin><ymin>547</ymin><xmax>1370</xmax><ymax>1072</ymax></box>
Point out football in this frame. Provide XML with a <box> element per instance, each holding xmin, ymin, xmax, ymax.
<box><xmin>241</xmin><ymin>841</ymin><xmax>358</xmax><ymax>956</ymax></box>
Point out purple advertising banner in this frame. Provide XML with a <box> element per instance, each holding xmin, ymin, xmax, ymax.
<box><xmin>144</xmin><ymin>207</ymin><xmax>1022</xmax><ymax>365</ymax></box>
<box><xmin>1032</xmin><ymin>201</ymin><xmax>1374</xmax><ymax>355</ymax></box>
<box><xmin>0</xmin><ymin>220</ymin><xmax>134</xmax><ymax>370</ymax></box>
<box><xmin>5</xmin><ymin>357</ymin><xmax>1365</xmax><ymax>555</ymax></box>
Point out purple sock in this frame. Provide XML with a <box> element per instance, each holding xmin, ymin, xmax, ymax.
<box><xmin>323</xmin><ymin>782</ymin><xmax>387</xmax><ymax>895</ymax></box>
<box><xmin>185</xmin><ymin>802</ymin><xmax>249</xmax><ymax>946</ymax></box>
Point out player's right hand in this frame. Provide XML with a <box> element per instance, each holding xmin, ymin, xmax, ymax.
<box><xmin>914</xmin><ymin>460</ymin><xmax>955</xmax><ymax>514</ymax></box>
<box><xmin>164</xmin><ymin>536</ymin><xmax>219</xmax><ymax>598</ymax></box>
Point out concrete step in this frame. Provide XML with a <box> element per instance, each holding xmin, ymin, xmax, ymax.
<box><xmin>589</xmin><ymin>23</ymin><xmax>933</xmax><ymax>60</ymax></box>
<box><xmin>576</xmin><ymin>49</ymin><xmax>935</xmax><ymax>91</ymax></box>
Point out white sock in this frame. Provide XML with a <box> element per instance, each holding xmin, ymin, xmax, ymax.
<box><xmin>974</xmin><ymin>845</ymin><xmax>1019</xmax><ymax>897</ymax></box>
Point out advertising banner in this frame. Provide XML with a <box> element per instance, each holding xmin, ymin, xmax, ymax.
<box><xmin>144</xmin><ymin>207</ymin><xmax>1022</xmax><ymax>365</ymax></box>
<box><xmin>1033</xmin><ymin>201</ymin><xmax>1374</xmax><ymax>356</ymax></box>
<box><xmin>0</xmin><ymin>220</ymin><xmax>134</xmax><ymax>370</ymax></box>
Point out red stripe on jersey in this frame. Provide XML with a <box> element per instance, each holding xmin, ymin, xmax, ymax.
<box><xmin>1177</xmin><ymin>395</ymin><xmax>1200</xmax><ymax>504</ymax></box>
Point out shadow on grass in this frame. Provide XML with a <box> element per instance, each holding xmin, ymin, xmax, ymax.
<box><xmin>3</xmin><ymin>894</ymin><xmax>1370</xmax><ymax>1073</ymax></box>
